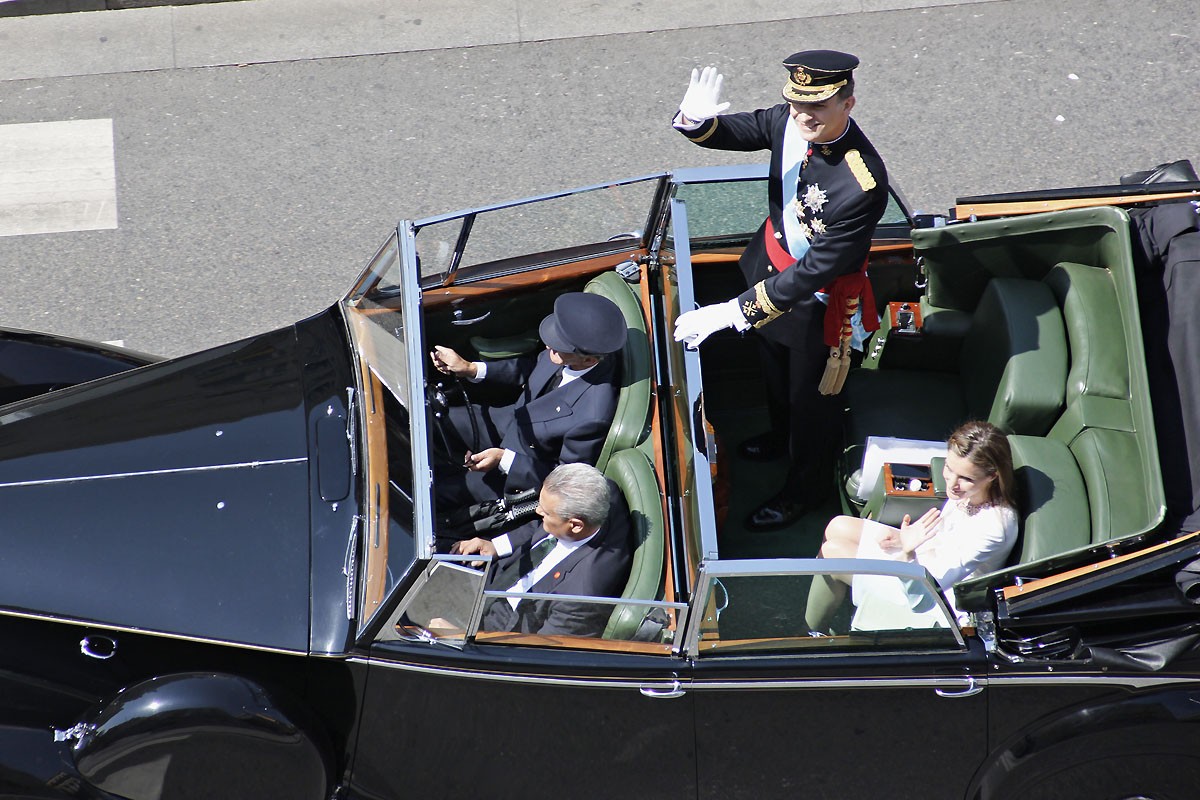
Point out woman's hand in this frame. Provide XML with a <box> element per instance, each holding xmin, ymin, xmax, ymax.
<box><xmin>895</xmin><ymin>507</ymin><xmax>942</xmax><ymax>560</ymax></box>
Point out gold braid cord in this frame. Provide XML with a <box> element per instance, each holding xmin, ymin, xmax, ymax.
<box><xmin>818</xmin><ymin>296</ymin><xmax>858</xmax><ymax>395</ymax></box>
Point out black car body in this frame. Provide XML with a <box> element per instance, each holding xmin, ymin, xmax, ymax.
<box><xmin>2</xmin><ymin>163</ymin><xmax>1200</xmax><ymax>799</ymax></box>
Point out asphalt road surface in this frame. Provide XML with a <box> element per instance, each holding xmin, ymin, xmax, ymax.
<box><xmin>0</xmin><ymin>0</ymin><xmax>1196</xmax><ymax>356</ymax></box>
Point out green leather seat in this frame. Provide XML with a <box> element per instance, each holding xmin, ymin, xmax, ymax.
<box><xmin>602</xmin><ymin>448</ymin><xmax>666</xmax><ymax>640</ymax></box>
<box><xmin>1043</xmin><ymin>262</ymin><xmax>1164</xmax><ymax>545</ymax></box>
<box><xmin>845</xmin><ymin>278</ymin><xmax>1069</xmax><ymax>446</ymax></box>
<box><xmin>1008</xmin><ymin>434</ymin><xmax>1091</xmax><ymax>564</ymax></box>
<box><xmin>994</xmin><ymin>264</ymin><xmax>1162</xmax><ymax>569</ymax></box>
<box><xmin>584</xmin><ymin>271</ymin><xmax>652</xmax><ymax>472</ymax></box>
<box><xmin>468</xmin><ymin>331</ymin><xmax>541</xmax><ymax>359</ymax></box>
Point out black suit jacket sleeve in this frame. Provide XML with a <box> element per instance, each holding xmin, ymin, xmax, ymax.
<box><xmin>480</xmin><ymin>353</ymin><xmax>538</xmax><ymax>390</ymax></box>
<box><xmin>675</xmin><ymin>107</ymin><xmax>776</xmax><ymax>152</ymax></box>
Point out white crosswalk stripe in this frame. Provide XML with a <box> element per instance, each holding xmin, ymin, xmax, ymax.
<box><xmin>0</xmin><ymin>118</ymin><xmax>117</xmax><ymax>237</ymax></box>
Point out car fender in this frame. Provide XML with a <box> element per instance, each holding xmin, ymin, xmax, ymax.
<box><xmin>969</xmin><ymin>682</ymin><xmax>1200</xmax><ymax>800</ymax></box>
<box><xmin>0</xmin><ymin>327</ymin><xmax>159</xmax><ymax>404</ymax></box>
<box><xmin>72</xmin><ymin>672</ymin><xmax>332</xmax><ymax>800</ymax></box>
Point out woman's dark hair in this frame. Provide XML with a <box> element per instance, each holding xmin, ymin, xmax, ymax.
<box><xmin>947</xmin><ymin>420</ymin><xmax>1016</xmax><ymax>508</ymax></box>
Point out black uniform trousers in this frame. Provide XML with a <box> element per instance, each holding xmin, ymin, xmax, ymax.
<box><xmin>753</xmin><ymin>296</ymin><xmax>843</xmax><ymax>505</ymax></box>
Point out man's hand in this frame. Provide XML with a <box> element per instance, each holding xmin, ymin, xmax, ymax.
<box><xmin>673</xmin><ymin>299</ymin><xmax>748</xmax><ymax>349</ymax></box>
<box><xmin>452</xmin><ymin>537</ymin><xmax>499</xmax><ymax>568</ymax></box>
<box><xmin>464</xmin><ymin>448</ymin><xmax>504</xmax><ymax>472</ymax></box>
<box><xmin>679</xmin><ymin>66</ymin><xmax>730</xmax><ymax>124</ymax></box>
<box><xmin>430</xmin><ymin>345</ymin><xmax>477</xmax><ymax>379</ymax></box>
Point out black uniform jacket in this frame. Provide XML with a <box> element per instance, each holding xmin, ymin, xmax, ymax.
<box><xmin>485</xmin><ymin>350</ymin><xmax>619</xmax><ymax>493</ymax></box>
<box><xmin>480</xmin><ymin>479</ymin><xmax>633</xmax><ymax>637</ymax></box>
<box><xmin>679</xmin><ymin>105</ymin><xmax>889</xmax><ymax>346</ymax></box>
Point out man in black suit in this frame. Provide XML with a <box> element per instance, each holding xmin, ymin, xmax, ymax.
<box><xmin>453</xmin><ymin>462</ymin><xmax>633</xmax><ymax>637</ymax></box>
<box><xmin>430</xmin><ymin>292</ymin><xmax>627</xmax><ymax>506</ymax></box>
<box><xmin>671</xmin><ymin>51</ymin><xmax>889</xmax><ymax>531</ymax></box>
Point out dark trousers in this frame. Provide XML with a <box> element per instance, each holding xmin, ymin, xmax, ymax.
<box><xmin>433</xmin><ymin>401</ymin><xmax>511</xmax><ymax>507</ymax></box>
<box><xmin>755</xmin><ymin>305</ymin><xmax>844</xmax><ymax>505</ymax></box>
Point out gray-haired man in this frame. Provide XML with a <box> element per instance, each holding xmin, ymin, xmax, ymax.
<box><xmin>453</xmin><ymin>463</ymin><xmax>633</xmax><ymax>637</ymax></box>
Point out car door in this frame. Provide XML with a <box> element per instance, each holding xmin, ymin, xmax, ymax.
<box><xmin>343</xmin><ymin>177</ymin><xmax>698</xmax><ymax>798</ymax></box>
<box><xmin>349</xmin><ymin>559</ymin><xmax>697</xmax><ymax>799</ymax></box>
<box><xmin>682</xmin><ymin>559</ymin><xmax>989</xmax><ymax>799</ymax></box>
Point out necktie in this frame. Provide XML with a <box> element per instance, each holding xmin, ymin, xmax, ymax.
<box><xmin>492</xmin><ymin>535</ymin><xmax>558</xmax><ymax>592</ymax></box>
<box><xmin>539</xmin><ymin>367</ymin><xmax>564</xmax><ymax>397</ymax></box>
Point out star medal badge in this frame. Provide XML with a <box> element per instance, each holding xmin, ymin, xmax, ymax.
<box><xmin>803</xmin><ymin>184</ymin><xmax>829</xmax><ymax>214</ymax></box>
<box><xmin>792</xmin><ymin>196</ymin><xmax>806</xmax><ymax>220</ymax></box>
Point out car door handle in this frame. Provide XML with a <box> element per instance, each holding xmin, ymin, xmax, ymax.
<box><xmin>935</xmin><ymin>676</ymin><xmax>983</xmax><ymax>698</ymax></box>
<box><xmin>451</xmin><ymin>310</ymin><xmax>491</xmax><ymax>325</ymax></box>
<box><xmin>639</xmin><ymin>680</ymin><xmax>686</xmax><ymax>699</ymax></box>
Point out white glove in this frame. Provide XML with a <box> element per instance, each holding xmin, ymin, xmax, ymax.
<box><xmin>674</xmin><ymin>299</ymin><xmax>748</xmax><ymax>350</ymax></box>
<box><xmin>678</xmin><ymin>66</ymin><xmax>730</xmax><ymax>124</ymax></box>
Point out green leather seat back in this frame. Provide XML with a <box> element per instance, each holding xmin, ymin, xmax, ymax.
<box><xmin>1069</xmin><ymin>427</ymin><xmax>1148</xmax><ymax>544</ymax></box>
<box><xmin>1008</xmin><ymin>435</ymin><xmax>1091</xmax><ymax>564</ymax></box>
<box><xmin>1044</xmin><ymin>262</ymin><xmax>1162</xmax><ymax>545</ymax></box>
<box><xmin>1043</xmin><ymin>263</ymin><xmax>1130</xmax><ymax>405</ymax></box>
<box><xmin>584</xmin><ymin>271</ymin><xmax>652</xmax><ymax>472</ymax></box>
<box><xmin>602</xmin><ymin>448</ymin><xmax>665</xmax><ymax>640</ymax></box>
<box><xmin>960</xmin><ymin>278</ymin><xmax>1067</xmax><ymax>435</ymax></box>
<box><xmin>468</xmin><ymin>331</ymin><xmax>541</xmax><ymax>359</ymax></box>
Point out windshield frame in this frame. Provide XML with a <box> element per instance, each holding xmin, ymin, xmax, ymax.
<box><xmin>342</xmin><ymin>224</ymin><xmax>436</xmax><ymax>640</ymax></box>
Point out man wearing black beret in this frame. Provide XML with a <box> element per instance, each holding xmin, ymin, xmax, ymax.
<box><xmin>430</xmin><ymin>292</ymin><xmax>627</xmax><ymax>506</ymax></box>
<box><xmin>672</xmin><ymin>50</ymin><xmax>889</xmax><ymax>531</ymax></box>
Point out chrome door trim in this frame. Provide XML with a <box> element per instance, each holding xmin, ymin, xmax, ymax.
<box><xmin>349</xmin><ymin>656</ymin><xmax>684</xmax><ymax>691</ymax></box>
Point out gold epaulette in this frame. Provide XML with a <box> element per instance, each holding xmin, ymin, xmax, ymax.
<box><xmin>845</xmin><ymin>149</ymin><xmax>876</xmax><ymax>191</ymax></box>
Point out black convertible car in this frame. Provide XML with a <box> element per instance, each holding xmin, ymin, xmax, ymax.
<box><xmin>3</xmin><ymin>162</ymin><xmax>1200</xmax><ymax>800</ymax></box>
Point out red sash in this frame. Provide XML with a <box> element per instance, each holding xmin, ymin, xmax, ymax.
<box><xmin>763</xmin><ymin>217</ymin><xmax>795</xmax><ymax>271</ymax></box>
<box><xmin>762</xmin><ymin>217</ymin><xmax>879</xmax><ymax>346</ymax></box>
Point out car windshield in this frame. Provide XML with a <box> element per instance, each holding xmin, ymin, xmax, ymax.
<box><xmin>411</xmin><ymin>175</ymin><xmax>664</xmax><ymax>286</ymax></box>
<box><xmin>341</xmin><ymin>231</ymin><xmax>424</xmax><ymax>631</ymax></box>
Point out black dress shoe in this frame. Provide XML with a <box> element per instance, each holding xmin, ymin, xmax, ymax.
<box><xmin>738</xmin><ymin>432</ymin><xmax>786</xmax><ymax>461</ymax></box>
<box><xmin>746</xmin><ymin>496</ymin><xmax>805</xmax><ymax>531</ymax></box>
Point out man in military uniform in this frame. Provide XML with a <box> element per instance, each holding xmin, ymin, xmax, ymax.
<box><xmin>672</xmin><ymin>50</ymin><xmax>889</xmax><ymax>531</ymax></box>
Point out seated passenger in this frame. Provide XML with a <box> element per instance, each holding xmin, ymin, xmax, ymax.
<box><xmin>430</xmin><ymin>292</ymin><xmax>626</xmax><ymax>513</ymax></box>
<box><xmin>806</xmin><ymin>420</ymin><xmax>1018</xmax><ymax>630</ymax></box>
<box><xmin>454</xmin><ymin>463</ymin><xmax>633</xmax><ymax>638</ymax></box>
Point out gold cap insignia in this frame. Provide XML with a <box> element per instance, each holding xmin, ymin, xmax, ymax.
<box><xmin>791</xmin><ymin>67</ymin><xmax>812</xmax><ymax>86</ymax></box>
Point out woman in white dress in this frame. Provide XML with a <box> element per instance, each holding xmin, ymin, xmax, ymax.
<box><xmin>805</xmin><ymin>420</ymin><xmax>1018</xmax><ymax>632</ymax></box>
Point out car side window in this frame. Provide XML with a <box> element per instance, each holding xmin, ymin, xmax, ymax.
<box><xmin>685</xmin><ymin>559</ymin><xmax>965</xmax><ymax>657</ymax></box>
<box><xmin>673</xmin><ymin>178</ymin><xmax>769</xmax><ymax>245</ymax></box>
<box><xmin>879</xmin><ymin>188</ymin><xmax>910</xmax><ymax>227</ymax></box>
<box><xmin>671</xmin><ymin>176</ymin><xmax>910</xmax><ymax>248</ymax></box>
<box><xmin>376</xmin><ymin>556</ymin><xmax>685</xmax><ymax>654</ymax></box>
